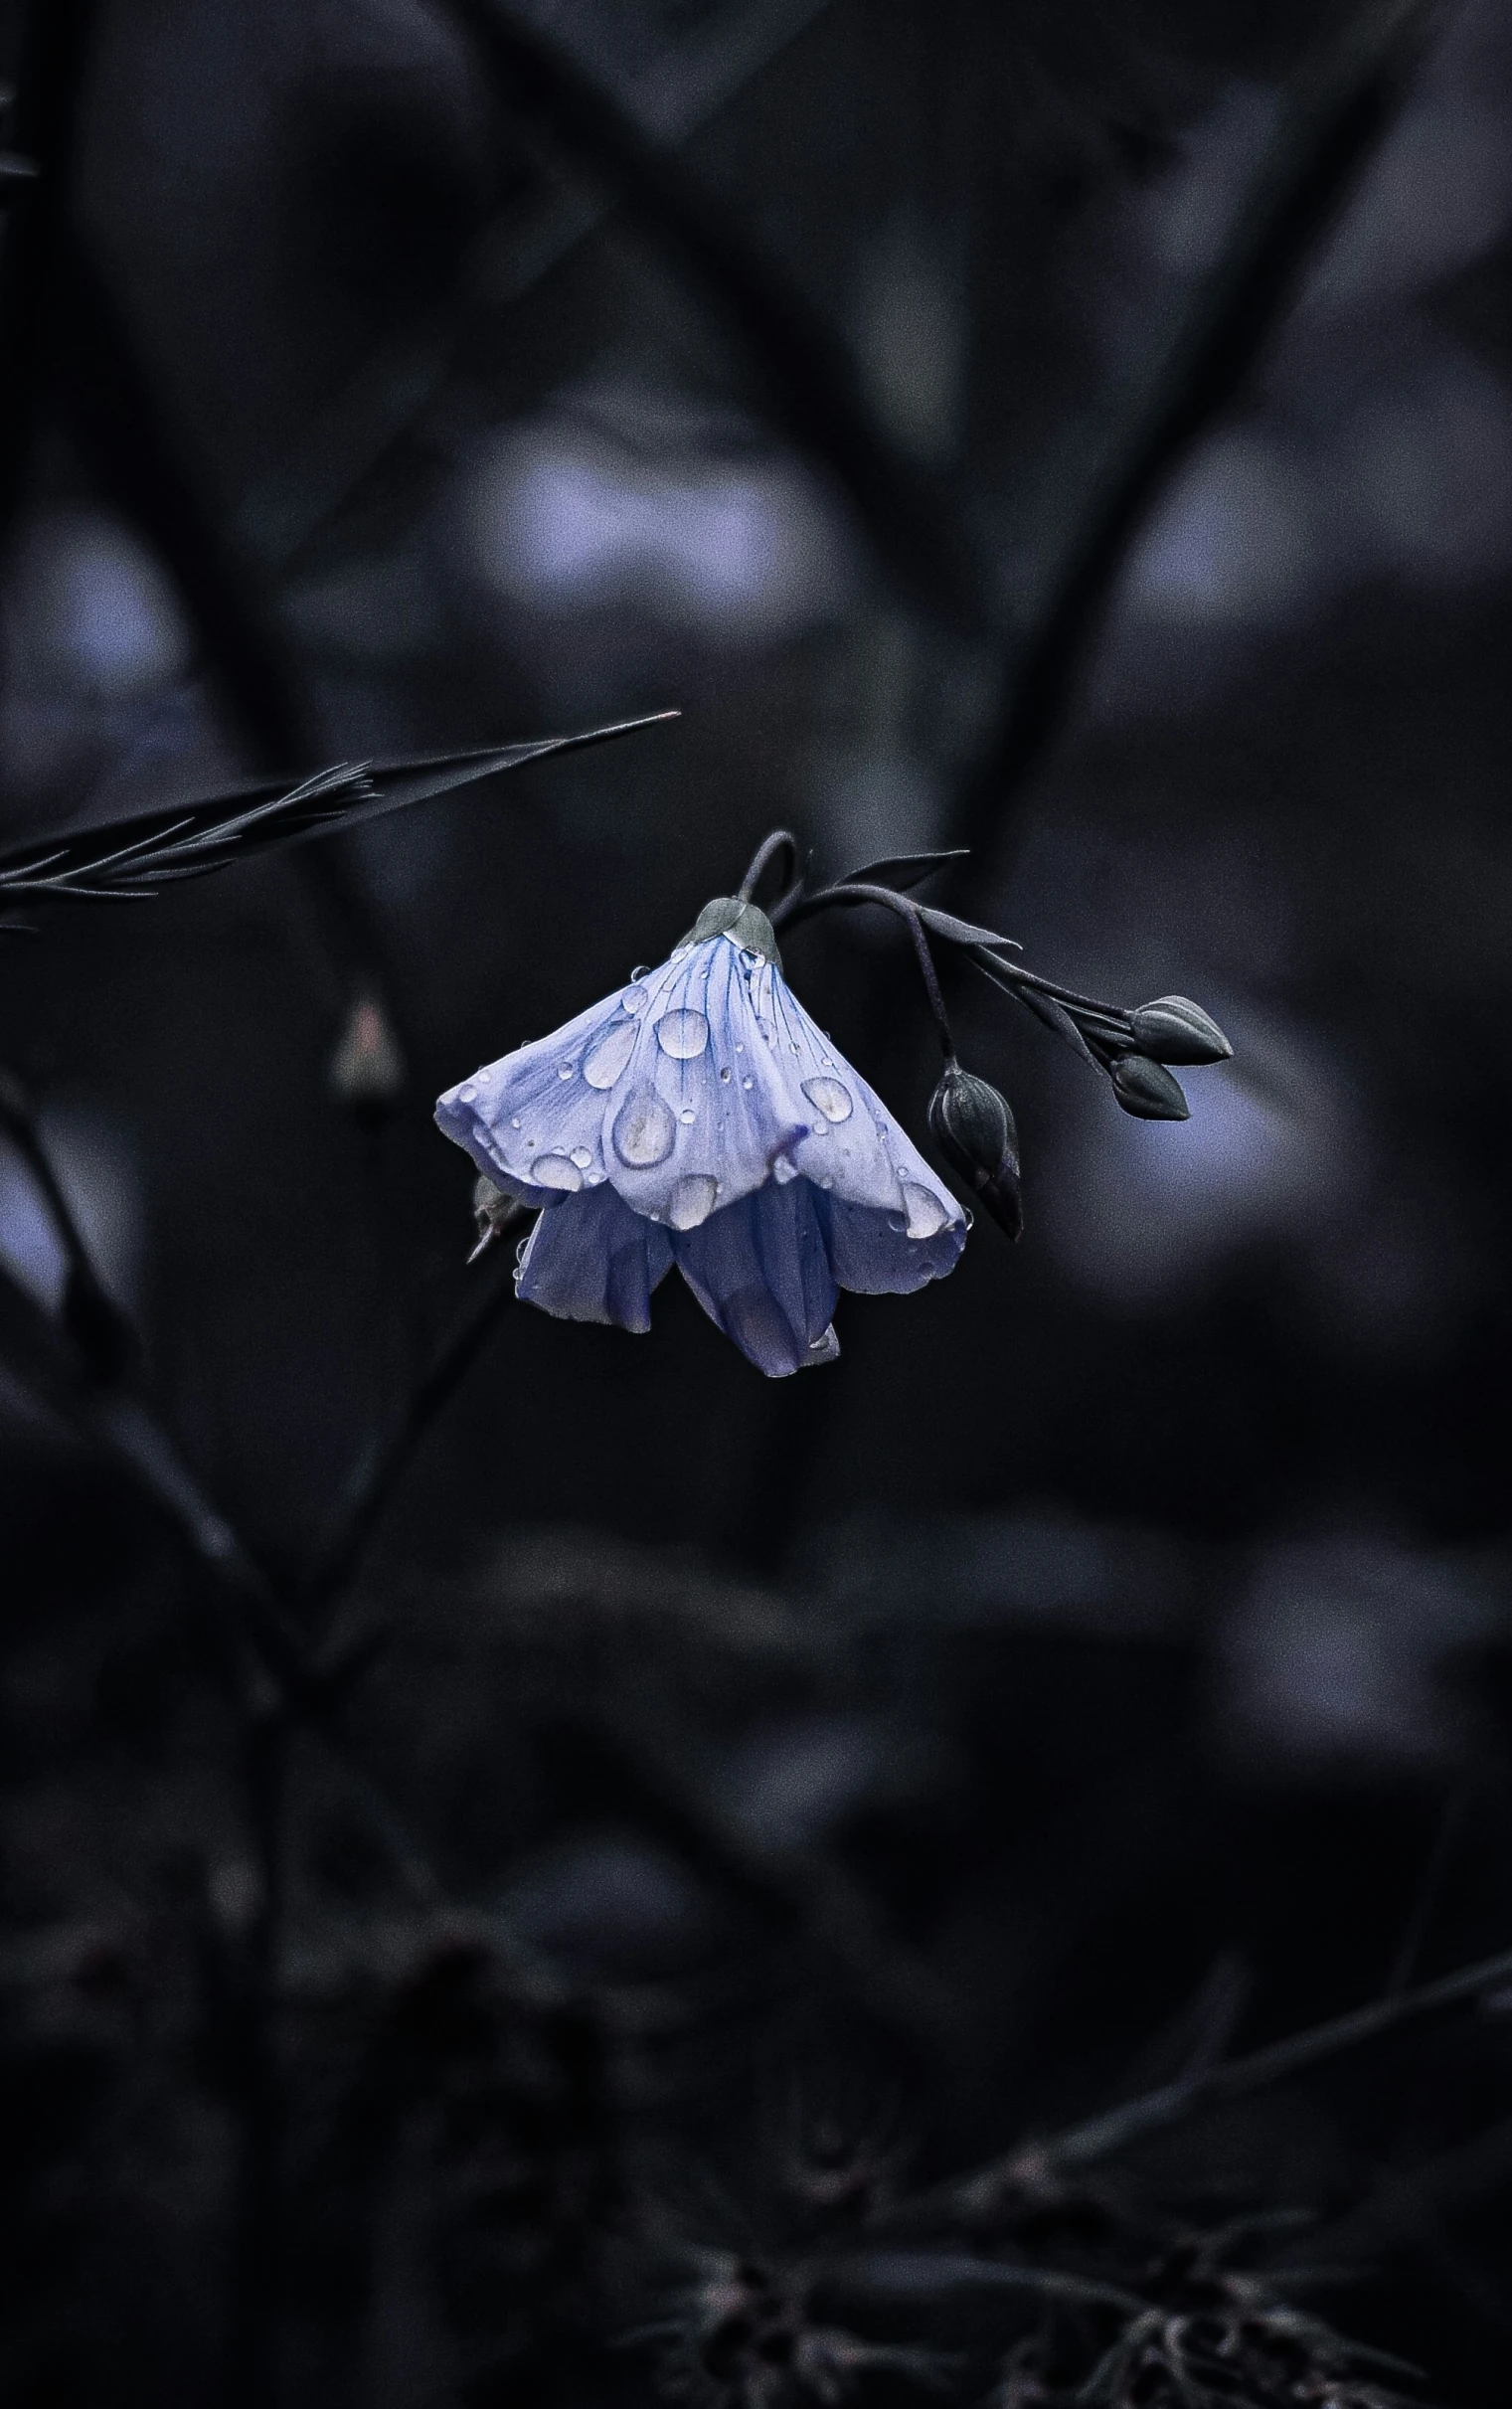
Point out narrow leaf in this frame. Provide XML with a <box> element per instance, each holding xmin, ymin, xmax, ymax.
<box><xmin>836</xmin><ymin>849</ymin><xmax>969</xmax><ymax>893</ymax></box>
<box><xmin>0</xmin><ymin>712</ymin><xmax>677</xmax><ymax>901</ymax></box>
<box><xmin>915</xmin><ymin>903</ymin><xmax>1022</xmax><ymax>951</ymax></box>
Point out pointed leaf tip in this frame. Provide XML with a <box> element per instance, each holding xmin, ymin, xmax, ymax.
<box><xmin>0</xmin><ymin>710</ymin><xmax>679</xmax><ymax>901</ymax></box>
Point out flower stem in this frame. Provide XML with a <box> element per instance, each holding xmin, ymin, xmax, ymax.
<box><xmin>738</xmin><ymin>827</ymin><xmax>799</xmax><ymax>903</ymax></box>
<box><xmin>779</xmin><ymin>880</ymin><xmax>956</xmax><ymax>1058</ymax></box>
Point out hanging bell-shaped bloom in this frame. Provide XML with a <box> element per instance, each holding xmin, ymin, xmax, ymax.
<box><xmin>435</xmin><ymin>895</ymin><xmax>967</xmax><ymax>1376</ymax></box>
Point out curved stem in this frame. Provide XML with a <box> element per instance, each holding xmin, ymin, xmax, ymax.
<box><xmin>781</xmin><ymin>881</ymin><xmax>956</xmax><ymax>1060</ymax></box>
<box><xmin>739</xmin><ymin>827</ymin><xmax>799</xmax><ymax>903</ymax></box>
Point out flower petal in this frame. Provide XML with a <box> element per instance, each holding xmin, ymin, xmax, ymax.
<box><xmin>672</xmin><ymin>1181</ymin><xmax>837</xmax><ymax>1377</ymax></box>
<box><xmin>598</xmin><ymin>938</ymin><xmax>965</xmax><ymax>1262</ymax></box>
<box><xmin>815</xmin><ymin>1189</ymin><xmax>965</xmax><ymax>1292</ymax></box>
<box><xmin>434</xmin><ymin>959</ymin><xmax>684</xmax><ymax>1199</ymax></box>
<box><xmin>515</xmin><ymin>1185</ymin><xmax>674</xmax><ymax>1331</ymax></box>
<box><xmin>436</xmin><ymin>932</ymin><xmax>968</xmax><ymax>1339</ymax></box>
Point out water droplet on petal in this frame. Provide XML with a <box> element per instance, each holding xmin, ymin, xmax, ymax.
<box><xmin>821</xmin><ymin>1176</ymin><xmax>834</xmax><ymax>1190</ymax></box>
<box><xmin>656</xmin><ymin>1008</ymin><xmax>710</xmax><ymax>1059</ymax></box>
<box><xmin>621</xmin><ymin>983</ymin><xmax>648</xmax><ymax>1013</ymax></box>
<box><xmin>613</xmin><ymin>1088</ymin><xmax>676</xmax><ymax>1167</ymax></box>
<box><xmin>789</xmin><ymin>1042</ymin><xmax>800</xmax><ymax>1055</ymax></box>
<box><xmin>802</xmin><ymin>1076</ymin><xmax>853</xmax><ymax>1123</ymax></box>
<box><xmin>588</xmin><ymin>1171</ymin><xmax>603</xmax><ymax>1185</ymax></box>
<box><xmin>679</xmin><ymin>1107</ymin><xmax>696</xmax><ymax>1124</ymax></box>
<box><xmin>668</xmin><ymin>1173</ymin><xmax>719</xmax><ymax>1231</ymax></box>
<box><xmin>459</xmin><ymin>1085</ymin><xmax>478</xmax><ymax>1104</ymax></box>
<box><xmin>736</xmin><ymin>1042</ymin><xmax>745</xmax><ymax>1053</ymax></box>
<box><xmin>772</xmin><ymin>1153</ymin><xmax>800</xmax><ymax>1186</ymax></box>
<box><xmin>583</xmin><ymin>1019</ymin><xmax>638</xmax><ymax>1089</ymax></box>
<box><xmin>670</xmin><ymin>946</ymin><xmax>692</xmax><ymax>962</ymax></box>
<box><xmin>902</xmin><ymin>1182</ymin><xmax>952</xmax><ymax>1239</ymax></box>
<box><xmin>742</xmin><ymin>1077</ymin><xmax>754</xmax><ymax>1091</ymax></box>
<box><xmin>811</xmin><ymin>1122</ymin><xmax>826</xmax><ymax>1135</ymax></box>
<box><xmin>569</xmin><ymin>1146</ymin><xmax>593</xmax><ymax>1169</ymax></box>
<box><xmin>558</xmin><ymin>1063</ymin><xmax>575</xmax><ymax>1080</ymax></box>
<box><xmin>533</xmin><ymin>1153</ymin><xmax>583</xmax><ymax>1192</ymax></box>
<box><xmin>510</xmin><ymin>1116</ymin><xmax>521</xmax><ymax>1128</ymax></box>
<box><xmin>719</xmin><ymin>1067</ymin><xmax>731</xmax><ymax>1083</ymax></box>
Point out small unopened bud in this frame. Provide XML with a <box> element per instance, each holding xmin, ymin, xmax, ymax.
<box><xmin>469</xmin><ymin>1174</ymin><xmax>529</xmax><ymax>1264</ymax></box>
<box><xmin>329</xmin><ymin>994</ymin><xmax>406</xmax><ymax>1129</ymax></box>
<box><xmin>928</xmin><ymin>1063</ymin><xmax>1023</xmax><ymax>1240</ymax></box>
<box><xmin>1110</xmin><ymin>1054</ymin><xmax>1189</xmax><ymax>1120</ymax></box>
<box><xmin>1126</xmin><ymin>995</ymin><xmax>1232</xmax><ymax>1065</ymax></box>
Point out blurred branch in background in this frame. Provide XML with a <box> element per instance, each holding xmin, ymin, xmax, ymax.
<box><xmin>947</xmin><ymin>0</ymin><xmax>1440</xmax><ymax>888</ymax></box>
<box><xmin>440</xmin><ymin>0</ymin><xmax>992</xmax><ymax>634</ymax></box>
<box><xmin>47</xmin><ymin>234</ymin><xmax>418</xmax><ymax>1058</ymax></box>
<box><xmin>231</xmin><ymin>0</ymin><xmax>837</xmax><ymax>576</ymax></box>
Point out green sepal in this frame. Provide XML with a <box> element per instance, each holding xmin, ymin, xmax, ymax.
<box><xmin>680</xmin><ymin>895</ymin><xmax>782</xmax><ymax>968</ymax></box>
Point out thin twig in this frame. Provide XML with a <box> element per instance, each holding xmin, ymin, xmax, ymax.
<box><xmin>924</xmin><ymin>1940</ymin><xmax>1512</xmax><ymax>2219</ymax></box>
<box><xmin>1385</xmin><ymin>1782</ymin><xmax>1470</xmax><ymax>1997</ymax></box>
<box><xmin>301</xmin><ymin>1259</ymin><xmax>519</xmax><ymax>1609</ymax></box>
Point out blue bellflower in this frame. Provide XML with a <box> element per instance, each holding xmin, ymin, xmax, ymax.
<box><xmin>435</xmin><ymin>896</ymin><xmax>966</xmax><ymax>1375</ymax></box>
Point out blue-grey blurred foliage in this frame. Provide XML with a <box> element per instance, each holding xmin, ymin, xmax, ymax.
<box><xmin>2</xmin><ymin>1</ymin><xmax>1512</xmax><ymax>2404</ymax></box>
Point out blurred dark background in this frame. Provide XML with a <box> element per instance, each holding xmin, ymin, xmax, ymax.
<box><xmin>2</xmin><ymin>1</ymin><xmax>1512</xmax><ymax>2403</ymax></box>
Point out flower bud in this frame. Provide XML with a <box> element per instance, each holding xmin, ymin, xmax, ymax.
<box><xmin>928</xmin><ymin>1064</ymin><xmax>1022</xmax><ymax>1240</ymax></box>
<box><xmin>329</xmin><ymin>994</ymin><xmax>406</xmax><ymax>1129</ymax></box>
<box><xmin>1126</xmin><ymin>995</ymin><xmax>1232</xmax><ymax>1065</ymax></box>
<box><xmin>1109</xmin><ymin>1054</ymin><xmax>1189</xmax><ymax>1120</ymax></box>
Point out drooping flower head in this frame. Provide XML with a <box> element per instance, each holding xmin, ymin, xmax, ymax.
<box><xmin>436</xmin><ymin>889</ymin><xmax>965</xmax><ymax>1376</ymax></box>
<box><xmin>436</xmin><ymin>832</ymin><xmax>1233</xmax><ymax>1377</ymax></box>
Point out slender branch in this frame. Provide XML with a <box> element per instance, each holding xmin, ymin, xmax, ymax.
<box><xmin>1385</xmin><ymin>1782</ymin><xmax>1470</xmax><ymax>1997</ymax></box>
<box><xmin>300</xmin><ymin>1258</ymin><xmax>519</xmax><ymax>1610</ymax></box>
<box><xmin>946</xmin><ymin>0</ymin><xmax>1438</xmax><ymax>885</ymax></box>
<box><xmin>439</xmin><ymin>0</ymin><xmax>990</xmax><ymax>634</ymax></box>
<box><xmin>924</xmin><ymin>1939</ymin><xmax>1512</xmax><ymax>2219</ymax></box>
